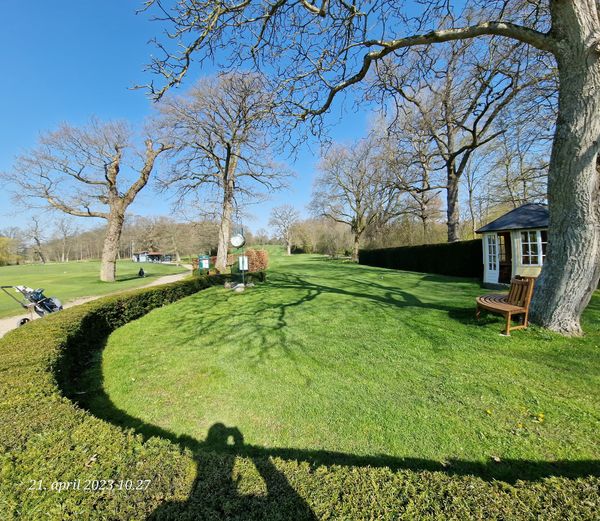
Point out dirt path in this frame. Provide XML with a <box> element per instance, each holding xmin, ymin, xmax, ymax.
<box><xmin>0</xmin><ymin>266</ymin><xmax>193</xmax><ymax>339</ymax></box>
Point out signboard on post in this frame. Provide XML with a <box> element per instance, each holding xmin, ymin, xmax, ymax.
<box><xmin>238</xmin><ymin>255</ymin><xmax>249</xmax><ymax>272</ymax></box>
<box><xmin>198</xmin><ymin>255</ymin><xmax>210</xmax><ymax>271</ymax></box>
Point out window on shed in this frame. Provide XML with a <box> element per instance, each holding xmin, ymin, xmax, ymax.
<box><xmin>521</xmin><ymin>230</ymin><xmax>547</xmax><ymax>265</ymax></box>
<box><xmin>486</xmin><ymin>235</ymin><xmax>497</xmax><ymax>271</ymax></box>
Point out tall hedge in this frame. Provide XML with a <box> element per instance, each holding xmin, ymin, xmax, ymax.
<box><xmin>1</xmin><ymin>270</ymin><xmax>598</xmax><ymax>520</ymax></box>
<box><xmin>359</xmin><ymin>239</ymin><xmax>483</xmax><ymax>278</ymax></box>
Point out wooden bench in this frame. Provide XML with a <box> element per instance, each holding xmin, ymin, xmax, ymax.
<box><xmin>476</xmin><ymin>277</ymin><xmax>536</xmax><ymax>335</ymax></box>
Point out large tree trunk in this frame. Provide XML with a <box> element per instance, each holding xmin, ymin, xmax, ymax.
<box><xmin>100</xmin><ymin>210</ymin><xmax>125</xmax><ymax>282</ymax></box>
<box><xmin>216</xmin><ymin>180</ymin><xmax>235</xmax><ymax>272</ymax></box>
<box><xmin>421</xmin><ymin>215</ymin><xmax>429</xmax><ymax>243</ymax></box>
<box><xmin>352</xmin><ymin>231</ymin><xmax>362</xmax><ymax>262</ymax></box>
<box><xmin>215</xmin><ymin>193</ymin><xmax>233</xmax><ymax>271</ymax></box>
<box><xmin>446</xmin><ymin>166</ymin><xmax>460</xmax><ymax>242</ymax></box>
<box><xmin>530</xmin><ymin>1</ymin><xmax>600</xmax><ymax>335</ymax></box>
<box><xmin>216</xmin><ymin>146</ymin><xmax>238</xmax><ymax>272</ymax></box>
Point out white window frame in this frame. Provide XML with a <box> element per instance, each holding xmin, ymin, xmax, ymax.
<box><xmin>486</xmin><ymin>234</ymin><xmax>498</xmax><ymax>271</ymax></box>
<box><xmin>520</xmin><ymin>229</ymin><xmax>547</xmax><ymax>266</ymax></box>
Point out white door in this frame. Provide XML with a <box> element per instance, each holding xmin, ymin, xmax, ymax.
<box><xmin>484</xmin><ymin>233</ymin><xmax>499</xmax><ymax>284</ymax></box>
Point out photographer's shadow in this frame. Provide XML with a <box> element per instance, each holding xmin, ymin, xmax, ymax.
<box><xmin>148</xmin><ymin>423</ymin><xmax>317</xmax><ymax>520</ymax></box>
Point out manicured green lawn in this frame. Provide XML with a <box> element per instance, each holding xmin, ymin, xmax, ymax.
<box><xmin>0</xmin><ymin>260</ymin><xmax>187</xmax><ymax>318</ymax></box>
<box><xmin>83</xmin><ymin>251</ymin><xmax>599</xmax><ymax>481</ymax></box>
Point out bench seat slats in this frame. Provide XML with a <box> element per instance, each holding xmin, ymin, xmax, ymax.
<box><xmin>475</xmin><ymin>277</ymin><xmax>536</xmax><ymax>335</ymax></box>
<box><xmin>476</xmin><ymin>297</ymin><xmax>526</xmax><ymax>313</ymax></box>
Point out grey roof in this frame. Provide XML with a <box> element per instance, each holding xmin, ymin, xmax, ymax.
<box><xmin>476</xmin><ymin>203</ymin><xmax>548</xmax><ymax>233</ymax></box>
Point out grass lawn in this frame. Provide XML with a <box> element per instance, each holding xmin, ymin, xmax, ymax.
<box><xmin>0</xmin><ymin>260</ymin><xmax>187</xmax><ymax>318</ymax></box>
<box><xmin>81</xmin><ymin>249</ymin><xmax>600</xmax><ymax>484</ymax></box>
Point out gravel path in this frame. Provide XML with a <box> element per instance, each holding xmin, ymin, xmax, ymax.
<box><xmin>0</xmin><ymin>267</ymin><xmax>192</xmax><ymax>339</ymax></box>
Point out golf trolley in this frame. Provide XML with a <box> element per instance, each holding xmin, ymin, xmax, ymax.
<box><xmin>1</xmin><ymin>285</ymin><xmax>63</xmax><ymax>326</ymax></box>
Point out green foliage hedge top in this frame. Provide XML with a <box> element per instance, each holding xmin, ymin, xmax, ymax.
<box><xmin>0</xmin><ymin>269</ymin><xmax>598</xmax><ymax>520</ymax></box>
<box><xmin>359</xmin><ymin>239</ymin><xmax>484</xmax><ymax>278</ymax></box>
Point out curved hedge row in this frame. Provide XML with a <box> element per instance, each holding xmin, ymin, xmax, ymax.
<box><xmin>1</xmin><ymin>273</ymin><xmax>598</xmax><ymax>520</ymax></box>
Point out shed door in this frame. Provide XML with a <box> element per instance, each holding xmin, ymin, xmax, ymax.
<box><xmin>484</xmin><ymin>234</ymin><xmax>499</xmax><ymax>284</ymax></box>
<box><xmin>498</xmin><ymin>232</ymin><xmax>512</xmax><ymax>284</ymax></box>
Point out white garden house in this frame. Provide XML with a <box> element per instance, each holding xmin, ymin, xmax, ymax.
<box><xmin>476</xmin><ymin>203</ymin><xmax>548</xmax><ymax>285</ymax></box>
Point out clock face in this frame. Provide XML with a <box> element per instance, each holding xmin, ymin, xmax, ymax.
<box><xmin>230</xmin><ymin>234</ymin><xmax>246</xmax><ymax>248</ymax></box>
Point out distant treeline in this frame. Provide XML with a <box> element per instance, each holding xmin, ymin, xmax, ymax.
<box><xmin>0</xmin><ymin>216</ymin><xmax>273</xmax><ymax>266</ymax></box>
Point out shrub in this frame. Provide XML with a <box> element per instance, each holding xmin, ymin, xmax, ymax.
<box><xmin>359</xmin><ymin>240</ymin><xmax>483</xmax><ymax>278</ymax></box>
<box><xmin>246</xmin><ymin>248</ymin><xmax>269</xmax><ymax>272</ymax></box>
<box><xmin>245</xmin><ymin>248</ymin><xmax>258</xmax><ymax>272</ymax></box>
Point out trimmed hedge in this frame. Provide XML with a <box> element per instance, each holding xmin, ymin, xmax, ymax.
<box><xmin>1</xmin><ymin>271</ymin><xmax>598</xmax><ymax>520</ymax></box>
<box><xmin>359</xmin><ymin>239</ymin><xmax>483</xmax><ymax>278</ymax></box>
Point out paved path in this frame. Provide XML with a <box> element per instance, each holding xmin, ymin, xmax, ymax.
<box><xmin>0</xmin><ymin>266</ymin><xmax>192</xmax><ymax>339</ymax></box>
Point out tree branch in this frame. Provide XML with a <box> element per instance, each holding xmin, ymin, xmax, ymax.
<box><xmin>306</xmin><ymin>21</ymin><xmax>555</xmax><ymax>117</ymax></box>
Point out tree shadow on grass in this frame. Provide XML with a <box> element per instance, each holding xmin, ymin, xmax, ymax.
<box><xmin>260</xmin><ymin>270</ymin><xmax>490</xmax><ymax>330</ymax></box>
<box><xmin>75</xmin><ymin>337</ymin><xmax>600</xmax><ymax>480</ymax></box>
<box><xmin>155</xmin><ymin>269</ymin><xmax>524</xmax><ymax>381</ymax></box>
<box><xmin>65</xmin><ymin>285</ymin><xmax>600</xmax><ymax>519</ymax></box>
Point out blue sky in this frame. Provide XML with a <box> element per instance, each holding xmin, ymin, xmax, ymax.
<box><xmin>0</xmin><ymin>1</ymin><xmax>372</xmax><ymax>234</ymax></box>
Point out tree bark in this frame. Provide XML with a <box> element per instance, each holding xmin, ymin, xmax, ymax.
<box><xmin>216</xmin><ymin>145</ymin><xmax>238</xmax><ymax>272</ymax></box>
<box><xmin>216</xmin><ymin>188</ymin><xmax>233</xmax><ymax>271</ymax></box>
<box><xmin>100</xmin><ymin>209</ymin><xmax>125</xmax><ymax>282</ymax></box>
<box><xmin>467</xmin><ymin>187</ymin><xmax>477</xmax><ymax>238</ymax></box>
<box><xmin>34</xmin><ymin>240</ymin><xmax>46</xmax><ymax>264</ymax></box>
<box><xmin>216</xmin><ymin>183</ymin><xmax>234</xmax><ymax>271</ymax></box>
<box><xmin>447</xmin><ymin>166</ymin><xmax>460</xmax><ymax>242</ymax></box>
<box><xmin>530</xmin><ymin>0</ymin><xmax>600</xmax><ymax>335</ymax></box>
<box><xmin>352</xmin><ymin>232</ymin><xmax>361</xmax><ymax>262</ymax></box>
<box><xmin>421</xmin><ymin>215</ymin><xmax>429</xmax><ymax>243</ymax></box>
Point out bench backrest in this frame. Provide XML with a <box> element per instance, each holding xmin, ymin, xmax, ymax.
<box><xmin>507</xmin><ymin>277</ymin><xmax>535</xmax><ymax>308</ymax></box>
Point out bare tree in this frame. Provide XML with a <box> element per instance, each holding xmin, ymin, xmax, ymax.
<box><xmin>463</xmin><ymin>157</ymin><xmax>493</xmax><ymax>238</ymax></box>
<box><xmin>156</xmin><ymin>73</ymin><xmax>288</xmax><ymax>271</ymax></box>
<box><xmin>25</xmin><ymin>217</ymin><xmax>47</xmax><ymax>264</ymax></box>
<box><xmin>143</xmin><ymin>1</ymin><xmax>600</xmax><ymax>334</ymax></box>
<box><xmin>53</xmin><ymin>218</ymin><xmax>78</xmax><ymax>263</ymax></box>
<box><xmin>4</xmin><ymin>119</ymin><xmax>172</xmax><ymax>281</ymax></box>
<box><xmin>269</xmin><ymin>205</ymin><xmax>300</xmax><ymax>255</ymax></box>
<box><xmin>373</xmin><ymin>35</ymin><xmax>552</xmax><ymax>242</ymax></box>
<box><xmin>253</xmin><ymin>228</ymin><xmax>271</xmax><ymax>245</ymax></box>
<box><xmin>487</xmin><ymin>121</ymin><xmax>549</xmax><ymax>208</ymax></box>
<box><xmin>311</xmin><ymin>139</ymin><xmax>400</xmax><ymax>261</ymax></box>
<box><xmin>378</xmin><ymin>114</ymin><xmax>446</xmax><ymax>242</ymax></box>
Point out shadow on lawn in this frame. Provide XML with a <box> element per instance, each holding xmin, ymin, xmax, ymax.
<box><xmin>259</xmin><ymin>269</ymin><xmax>486</xmax><ymax>328</ymax></box>
<box><xmin>72</xmin><ymin>347</ymin><xmax>600</xmax><ymax>520</ymax></box>
<box><xmin>68</xmin><ymin>266</ymin><xmax>600</xmax><ymax>518</ymax></box>
<box><xmin>73</xmin><ymin>352</ymin><xmax>600</xmax><ymax>520</ymax></box>
<box><xmin>144</xmin><ymin>267</ymin><xmax>507</xmax><ymax>378</ymax></box>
